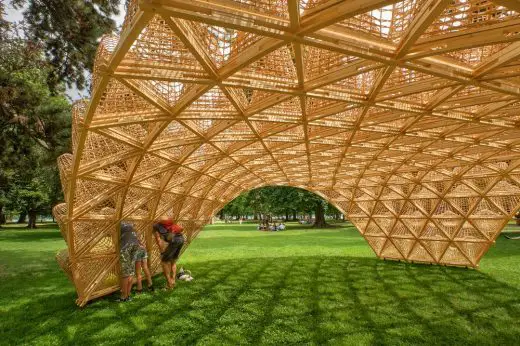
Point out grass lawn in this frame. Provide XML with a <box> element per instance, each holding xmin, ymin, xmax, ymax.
<box><xmin>1</xmin><ymin>222</ymin><xmax>520</xmax><ymax>345</ymax></box>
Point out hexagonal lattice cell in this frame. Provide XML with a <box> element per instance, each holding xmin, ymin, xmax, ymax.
<box><xmin>55</xmin><ymin>0</ymin><xmax>520</xmax><ymax>306</ymax></box>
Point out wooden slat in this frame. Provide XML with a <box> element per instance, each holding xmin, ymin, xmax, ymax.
<box><xmin>55</xmin><ymin>0</ymin><xmax>520</xmax><ymax>306</ymax></box>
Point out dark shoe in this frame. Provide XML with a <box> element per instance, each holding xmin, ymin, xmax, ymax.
<box><xmin>135</xmin><ymin>289</ymin><xmax>143</xmax><ymax>294</ymax></box>
<box><xmin>147</xmin><ymin>285</ymin><xmax>155</xmax><ymax>292</ymax></box>
<box><xmin>116</xmin><ymin>297</ymin><xmax>130</xmax><ymax>302</ymax></box>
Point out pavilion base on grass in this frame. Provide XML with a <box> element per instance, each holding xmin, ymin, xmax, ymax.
<box><xmin>53</xmin><ymin>0</ymin><xmax>520</xmax><ymax>306</ymax></box>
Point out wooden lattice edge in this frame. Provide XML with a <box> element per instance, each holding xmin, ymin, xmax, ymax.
<box><xmin>53</xmin><ymin>0</ymin><xmax>520</xmax><ymax>306</ymax></box>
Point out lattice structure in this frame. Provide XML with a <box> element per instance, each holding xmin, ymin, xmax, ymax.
<box><xmin>54</xmin><ymin>0</ymin><xmax>520</xmax><ymax>306</ymax></box>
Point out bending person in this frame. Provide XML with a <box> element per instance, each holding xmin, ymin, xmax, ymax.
<box><xmin>152</xmin><ymin>216</ymin><xmax>185</xmax><ymax>289</ymax></box>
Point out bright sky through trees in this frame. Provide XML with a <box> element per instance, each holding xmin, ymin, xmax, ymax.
<box><xmin>4</xmin><ymin>0</ymin><xmax>126</xmax><ymax>100</ymax></box>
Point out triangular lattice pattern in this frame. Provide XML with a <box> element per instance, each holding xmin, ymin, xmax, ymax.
<box><xmin>55</xmin><ymin>0</ymin><xmax>520</xmax><ymax>306</ymax></box>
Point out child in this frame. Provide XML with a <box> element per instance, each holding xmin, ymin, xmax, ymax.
<box><xmin>134</xmin><ymin>239</ymin><xmax>154</xmax><ymax>293</ymax></box>
<box><xmin>117</xmin><ymin>221</ymin><xmax>140</xmax><ymax>302</ymax></box>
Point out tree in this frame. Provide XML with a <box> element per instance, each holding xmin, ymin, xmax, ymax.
<box><xmin>219</xmin><ymin>186</ymin><xmax>332</xmax><ymax>228</ymax></box>
<box><xmin>294</xmin><ymin>189</ymin><xmax>330</xmax><ymax>228</ymax></box>
<box><xmin>325</xmin><ymin>202</ymin><xmax>343</xmax><ymax>220</ymax></box>
<box><xmin>222</xmin><ymin>191</ymin><xmax>250</xmax><ymax>219</ymax></box>
<box><xmin>11</xmin><ymin>0</ymin><xmax>121</xmax><ymax>90</ymax></box>
<box><xmin>0</xmin><ymin>32</ymin><xmax>71</xmax><ymax>158</ymax></box>
<box><xmin>8</xmin><ymin>172</ymin><xmax>51</xmax><ymax>228</ymax></box>
<box><xmin>0</xmin><ymin>24</ymin><xmax>71</xmax><ymax>227</ymax></box>
<box><xmin>243</xmin><ymin>188</ymin><xmax>272</xmax><ymax>220</ymax></box>
<box><xmin>2</xmin><ymin>143</ymin><xmax>65</xmax><ymax>228</ymax></box>
<box><xmin>0</xmin><ymin>1</ymin><xmax>9</xmax><ymax>36</ymax></box>
<box><xmin>0</xmin><ymin>182</ymin><xmax>8</xmax><ymax>224</ymax></box>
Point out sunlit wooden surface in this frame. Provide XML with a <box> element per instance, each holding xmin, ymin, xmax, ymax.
<box><xmin>54</xmin><ymin>0</ymin><xmax>520</xmax><ymax>306</ymax></box>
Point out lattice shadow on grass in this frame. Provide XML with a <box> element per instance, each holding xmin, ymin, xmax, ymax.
<box><xmin>3</xmin><ymin>256</ymin><xmax>520</xmax><ymax>345</ymax></box>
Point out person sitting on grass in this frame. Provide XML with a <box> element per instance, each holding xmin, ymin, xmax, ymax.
<box><xmin>152</xmin><ymin>216</ymin><xmax>185</xmax><ymax>290</ymax></box>
<box><xmin>117</xmin><ymin>221</ymin><xmax>141</xmax><ymax>302</ymax></box>
<box><xmin>258</xmin><ymin>220</ymin><xmax>269</xmax><ymax>231</ymax></box>
<box><xmin>134</xmin><ymin>239</ymin><xmax>154</xmax><ymax>293</ymax></box>
<box><xmin>277</xmin><ymin>223</ymin><xmax>286</xmax><ymax>231</ymax></box>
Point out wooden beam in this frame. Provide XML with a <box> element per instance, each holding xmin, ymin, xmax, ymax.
<box><xmin>405</xmin><ymin>18</ymin><xmax>520</xmax><ymax>59</ymax></box>
<box><xmin>287</xmin><ymin>0</ymin><xmax>300</xmax><ymax>32</ymax></box>
<box><xmin>163</xmin><ymin>16</ymin><xmax>219</xmax><ymax>78</ymax></box>
<box><xmin>493</xmin><ymin>0</ymin><xmax>520</xmax><ymax>13</ymax></box>
<box><xmin>474</xmin><ymin>41</ymin><xmax>520</xmax><ymax>77</ymax></box>
<box><xmin>395</xmin><ymin>0</ymin><xmax>450</xmax><ymax>59</ymax></box>
<box><xmin>299</xmin><ymin>0</ymin><xmax>399</xmax><ymax>34</ymax></box>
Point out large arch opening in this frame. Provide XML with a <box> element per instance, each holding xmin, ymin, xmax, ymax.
<box><xmin>53</xmin><ymin>0</ymin><xmax>520</xmax><ymax>305</ymax></box>
<box><xmin>216</xmin><ymin>186</ymin><xmax>346</xmax><ymax>226</ymax></box>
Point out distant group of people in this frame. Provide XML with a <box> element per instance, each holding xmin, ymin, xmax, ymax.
<box><xmin>117</xmin><ymin>216</ymin><xmax>185</xmax><ymax>302</ymax></box>
<box><xmin>257</xmin><ymin>220</ymin><xmax>286</xmax><ymax>231</ymax></box>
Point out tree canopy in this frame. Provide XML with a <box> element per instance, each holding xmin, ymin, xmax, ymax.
<box><xmin>11</xmin><ymin>0</ymin><xmax>121</xmax><ymax>90</ymax></box>
<box><xmin>0</xmin><ymin>5</ymin><xmax>71</xmax><ymax>227</ymax></box>
<box><xmin>220</xmin><ymin>186</ymin><xmax>343</xmax><ymax>228</ymax></box>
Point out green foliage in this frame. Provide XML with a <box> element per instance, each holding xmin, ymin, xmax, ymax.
<box><xmin>1</xmin><ymin>223</ymin><xmax>520</xmax><ymax>344</ymax></box>
<box><xmin>11</xmin><ymin>0</ymin><xmax>121</xmax><ymax>90</ymax></box>
<box><xmin>0</xmin><ymin>25</ymin><xmax>71</xmax><ymax>225</ymax></box>
<box><xmin>0</xmin><ymin>1</ymin><xmax>9</xmax><ymax>35</ymax></box>
<box><xmin>0</xmin><ymin>34</ymin><xmax>71</xmax><ymax>160</ymax></box>
<box><xmin>7</xmin><ymin>167</ymin><xmax>51</xmax><ymax>214</ymax></box>
<box><xmin>221</xmin><ymin>186</ymin><xmax>341</xmax><ymax>225</ymax></box>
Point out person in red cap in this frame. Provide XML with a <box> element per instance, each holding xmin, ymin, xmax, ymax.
<box><xmin>152</xmin><ymin>216</ymin><xmax>185</xmax><ymax>289</ymax></box>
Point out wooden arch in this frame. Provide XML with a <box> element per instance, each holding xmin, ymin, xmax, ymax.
<box><xmin>54</xmin><ymin>0</ymin><xmax>520</xmax><ymax>306</ymax></box>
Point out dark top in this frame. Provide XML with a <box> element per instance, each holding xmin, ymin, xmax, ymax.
<box><xmin>152</xmin><ymin>222</ymin><xmax>169</xmax><ymax>240</ymax></box>
<box><xmin>120</xmin><ymin>222</ymin><xmax>139</xmax><ymax>249</ymax></box>
<box><xmin>153</xmin><ymin>221</ymin><xmax>183</xmax><ymax>243</ymax></box>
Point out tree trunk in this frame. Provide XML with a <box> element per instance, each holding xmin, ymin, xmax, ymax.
<box><xmin>27</xmin><ymin>210</ymin><xmax>37</xmax><ymax>229</ymax></box>
<box><xmin>17</xmin><ymin>211</ymin><xmax>27</xmax><ymax>224</ymax></box>
<box><xmin>0</xmin><ymin>205</ymin><xmax>5</xmax><ymax>226</ymax></box>
<box><xmin>313</xmin><ymin>202</ymin><xmax>329</xmax><ymax>228</ymax></box>
<box><xmin>292</xmin><ymin>210</ymin><xmax>297</xmax><ymax>221</ymax></box>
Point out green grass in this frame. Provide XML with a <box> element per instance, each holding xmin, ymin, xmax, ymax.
<box><xmin>1</xmin><ymin>222</ymin><xmax>520</xmax><ymax>345</ymax></box>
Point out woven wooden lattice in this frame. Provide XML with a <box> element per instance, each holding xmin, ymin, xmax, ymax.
<box><xmin>54</xmin><ymin>0</ymin><xmax>520</xmax><ymax>306</ymax></box>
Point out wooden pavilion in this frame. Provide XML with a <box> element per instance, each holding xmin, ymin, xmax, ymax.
<box><xmin>54</xmin><ymin>0</ymin><xmax>520</xmax><ymax>306</ymax></box>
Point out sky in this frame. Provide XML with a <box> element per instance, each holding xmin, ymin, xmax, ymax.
<box><xmin>5</xmin><ymin>1</ymin><xmax>127</xmax><ymax>101</ymax></box>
